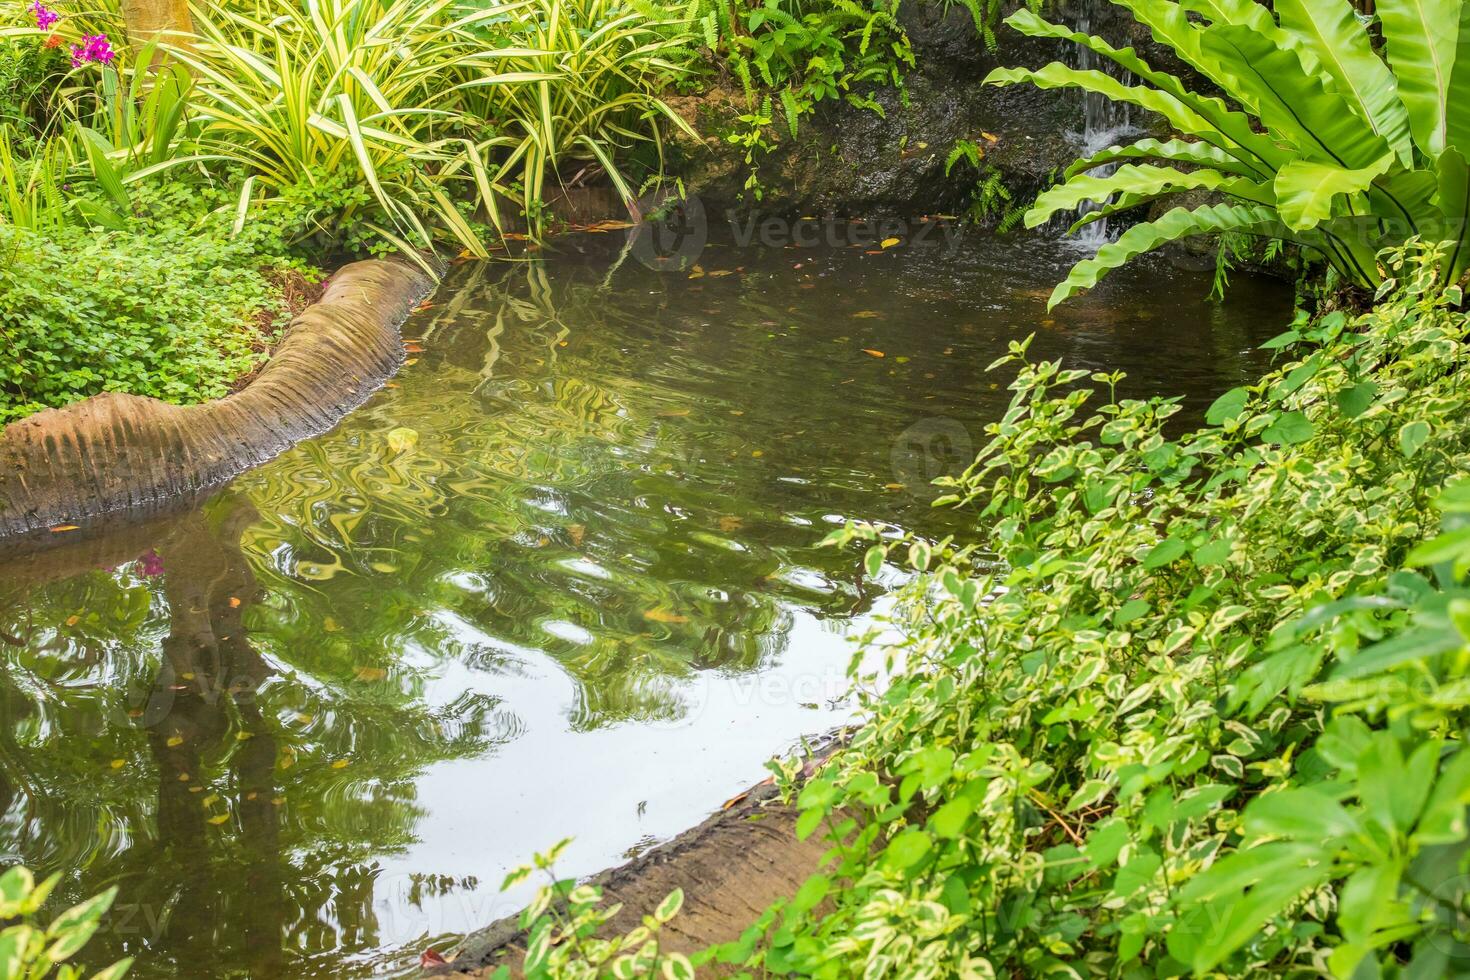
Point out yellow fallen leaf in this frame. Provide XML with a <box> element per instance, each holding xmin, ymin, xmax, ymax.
<box><xmin>181</xmin><ymin>672</ymin><xmax>195</xmax><ymax>681</ymax></box>
<box><xmin>167</xmin><ymin>735</ymin><xmax>184</xmax><ymax>748</ymax></box>
<box><xmin>110</xmin><ymin>758</ymin><xmax>125</xmax><ymax>769</ymax></box>
<box><xmin>981</xmin><ymin>131</ymin><xmax>999</xmax><ymax>142</ymax></box>
<box><xmin>246</xmin><ymin>791</ymin><xmax>257</xmax><ymax>801</ymax></box>
<box><xmin>386</xmin><ymin>427</ymin><xmax>418</xmax><ymax>454</ymax></box>
<box><xmin>228</xmin><ymin>597</ymin><xmax>241</xmax><ymax>608</ymax></box>
<box><xmin>687</xmin><ymin>265</ymin><xmax>705</xmax><ymax>279</ymax></box>
<box><xmin>178</xmin><ymin>772</ymin><xmax>190</xmax><ymax>782</ymax></box>
<box><xmin>295</xmin><ymin>713</ymin><xmax>313</xmax><ymax>724</ymax></box>
<box><xmin>354</xmin><ymin>666</ymin><xmax>387</xmax><ymax>682</ymax></box>
<box><xmin>851</xmin><ymin>311</ymin><xmax>882</xmax><ymax>318</ymax></box>
<box><xmin>65</xmin><ymin>615</ymin><xmax>79</xmax><ymax>627</ymax></box>
<box><xmin>880</xmin><ymin>237</ymin><xmax>900</xmax><ymax>249</ymax></box>
<box><xmin>707</xmin><ymin>269</ymin><xmax>735</xmax><ymax>277</ymax></box>
<box><xmin>370</xmin><ymin>562</ymin><xmax>397</xmax><ymax>573</ymax></box>
<box><xmin>202</xmin><ymin>794</ymin><xmax>219</xmax><ymax>808</ymax></box>
<box><xmin>324</xmin><ymin>617</ymin><xmax>342</xmax><ymax>633</ymax></box>
<box><xmin>885</xmin><ymin>483</ymin><xmax>906</xmax><ymax>490</ymax></box>
<box><xmin>236</xmin><ymin>731</ymin><xmax>253</xmax><ymax>741</ymax></box>
<box><xmin>568</xmin><ymin>524</ymin><xmax>586</xmax><ymax>546</ymax></box>
<box><xmin>49</xmin><ymin>525</ymin><xmax>78</xmax><ymax>533</ymax></box>
<box><xmin>752</xmin><ymin>449</ymin><xmax>764</xmax><ymax>457</ymax></box>
<box><xmin>208</xmin><ymin>814</ymin><xmax>230</xmax><ymax>825</ymax></box>
<box><xmin>271</xmin><ymin>797</ymin><xmax>285</xmax><ymax>806</ymax></box>
<box><xmin>331</xmin><ymin>759</ymin><xmax>350</xmax><ymax>770</ymax></box>
<box><xmin>644</xmin><ymin>609</ymin><xmax>689</xmax><ymax>624</ymax></box>
<box><xmin>862</xmin><ymin>349</ymin><xmax>886</xmax><ymax>358</ymax></box>
<box><xmin>718</xmin><ymin>516</ymin><xmax>744</xmax><ymax>533</ymax></box>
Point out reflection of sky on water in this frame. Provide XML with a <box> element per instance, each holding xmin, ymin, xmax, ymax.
<box><xmin>0</xmin><ymin>230</ymin><xmax>1292</xmax><ymax>977</ymax></box>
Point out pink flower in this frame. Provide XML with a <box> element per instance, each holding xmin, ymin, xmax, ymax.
<box><xmin>30</xmin><ymin>1</ymin><xmax>59</xmax><ymax>31</ymax></box>
<box><xmin>137</xmin><ymin>549</ymin><xmax>165</xmax><ymax>577</ymax></box>
<box><xmin>69</xmin><ymin>33</ymin><xmax>115</xmax><ymax>67</ymax></box>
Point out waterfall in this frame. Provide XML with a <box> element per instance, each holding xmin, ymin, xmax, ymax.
<box><xmin>1063</xmin><ymin>2</ymin><xmax>1137</xmax><ymax>248</ymax></box>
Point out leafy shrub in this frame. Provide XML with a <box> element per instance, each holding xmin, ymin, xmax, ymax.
<box><xmin>680</xmin><ymin>0</ymin><xmax>913</xmax><ymax>140</ymax></box>
<box><xmin>0</xmin><ymin>865</ymin><xmax>131</xmax><ymax>980</ymax></box>
<box><xmin>986</xmin><ymin>0</ymin><xmax>1470</xmax><ymax>307</ymax></box>
<box><xmin>0</xmin><ymin>212</ymin><xmax>303</xmax><ymax>421</ymax></box>
<box><xmin>705</xmin><ymin>246</ymin><xmax>1470</xmax><ymax>977</ymax></box>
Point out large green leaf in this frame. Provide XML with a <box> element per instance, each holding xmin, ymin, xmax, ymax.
<box><xmin>1378</xmin><ymin>0</ymin><xmax>1459</xmax><ymax>156</ymax></box>
<box><xmin>1005</xmin><ymin>8</ymin><xmax>1283</xmax><ymax>174</ymax></box>
<box><xmin>1274</xmin><ymin>155</ymin><xmax>1392</xmax><ymax>230</ymax></box>
<box><xmin>1200</xmin><ymin>24</ymin><xmax>1389</xmax><ymax>170</ymax></box>
<box><xmin>1445</xmin><ymin>2</ymin><xmax>1470</xmax><ymax>157</ymax></box>
<box><xmin>1028</xmin><ymin>163</ymin><xmax>1270</xmax><ymax>228</ymax></box>
<box><xmin>983</xmin><ymin>65</ymin><xmax>1223</xmax><ymax>155</ymax></box>
<box><xmin>1434</xmin><ymin>148</ymin><xmax>1470</xmax><ymax>280</ymax></box>
<box><xmin>1275</xmin><ymin>0</ymin><xmax>1414</xmax><ymax>164</ymax></box>
<box><xmin>1064</xmin><ymin>137</ymin><xmax>1264</xmax><ymax>179</ymax></box>
<box><xmin>1045</xmin><ymin>202</ymin><xmax>1287</xmax><ymax>308</ymax></box>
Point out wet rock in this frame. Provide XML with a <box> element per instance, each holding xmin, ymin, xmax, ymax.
<box><xmin>664</xmin><ymin>0</ymin><xmax>1157</xmax><ymax>217</ymax></box>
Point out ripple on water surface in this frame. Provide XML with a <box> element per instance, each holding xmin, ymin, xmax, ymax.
<box><xmin>0</xmin><ymin>230</ymin><xmax>1290</xmax><ymax>978</ymax></box>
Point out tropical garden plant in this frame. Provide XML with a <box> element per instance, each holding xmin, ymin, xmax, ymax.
<box><xmin>674</xmin><ymin>243</ymin><xmax>1470</xmax><ymax>977</ymax></box>
<box><xmin>986</xmin><ymin>0</ymin><xmax>1470</xmax><ymax>307</ymax></box>
<box><xmin>0</xmin><ymin>866</ymin><xmax>132</xmax><ymax>980</ymax></box>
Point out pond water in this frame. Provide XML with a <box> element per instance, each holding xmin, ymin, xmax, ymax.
<box><xmin>0</xmin><ymin>228</ymin><xmax>1290</xmax><ymax>978</ymax></box>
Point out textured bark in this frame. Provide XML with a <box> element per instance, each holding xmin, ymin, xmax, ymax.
<box><xmin>120</xmin><ymin>0</ymin><xmax>194</xmax><ymax>49</ymax></box>
<box><xmin>0</xmin><ymin>259</ymin><xmax>436</xmax><ymax>541</ymax></box>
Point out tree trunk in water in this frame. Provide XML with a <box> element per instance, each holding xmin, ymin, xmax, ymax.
<box><xmin>0</xmin><ymin>260</ymin><xmax>438</xmax><ymax>540</ymax></box>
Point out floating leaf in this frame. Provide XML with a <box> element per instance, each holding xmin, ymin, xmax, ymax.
<box><xmin>644</xmin><ymin>609</ymin><xmax>689</xmax><ymax>624</ymax></box>
<box><xmin>354</xmin><ymin>666</ymin><xmax>388</xmax><ymax>682</ymax></box>
<box><xmin>331</xmin><ymin>759</ymin><xmax>350</xmax><ymax>770</ymax></box>
<box><xmin>880</xmin><ymin>237</ymin><xmax>901</xmax><ymax>248</ymax></box>
<box><xmin>862</xmin><ymin>349</ymin><xmax>886</xmax><ymax>358</ymax></box>
<box><xmin>207</xmin><ymin>814</ymin><xmax>229</xmax><ymax>825</ymax></box>
<box><xmin>386</xmin><ymin>427</ymin><xmax>419</xmax><ymax>454</ymax></box>
<box><xmin>852</xmin><ymin>310</ymin><xmax>883</xmax><ymax>318</ymax></box>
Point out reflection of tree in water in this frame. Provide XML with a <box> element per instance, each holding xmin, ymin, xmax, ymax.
<box><xmin>224</xmin><ymin>258</ymin><xmax>897</xmax><ymax>733</ymax></box>
<box><xmin>0</xmin><ymin>502</ymin><xmax>506</xmax><ymax>978</ymax></box>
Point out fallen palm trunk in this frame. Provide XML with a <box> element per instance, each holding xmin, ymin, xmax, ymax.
<box><xmin>0</xmin><ymin>258</ymin><xmax>437</xmax><ymax>540</ymax></box>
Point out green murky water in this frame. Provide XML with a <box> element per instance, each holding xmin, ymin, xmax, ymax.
<box><xmin>0</xmin><ymin>230</ymin><xmax>1290</xmax><ymax>977</ymax></box>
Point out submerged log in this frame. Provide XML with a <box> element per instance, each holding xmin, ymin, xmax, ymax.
<box><xmin>0</xmin><ymin>259</ymin><xmax>436</xmax><ymax>540</ymax></box>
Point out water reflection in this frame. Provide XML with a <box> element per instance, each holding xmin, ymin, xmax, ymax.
<box><xmin>0</xmin><ymin>232</ymin><xmax>1292</xmax><ymax>976</ymax></box>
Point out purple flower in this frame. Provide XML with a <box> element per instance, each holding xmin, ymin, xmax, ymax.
<box><xmin>30</xmin><ymin>1</ymin><xmax>59</xmax><ymax>31</ymax></box>
<box><xmin>69</xmin><ymin>33</ymin><xmax>115</xmax><ymax>68</ymax></box>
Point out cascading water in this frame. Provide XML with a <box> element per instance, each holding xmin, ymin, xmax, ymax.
<box><xmin>1063</xmin><ymin>1</ymin><xmax>1137</xmax><ymax>248</ymax></box>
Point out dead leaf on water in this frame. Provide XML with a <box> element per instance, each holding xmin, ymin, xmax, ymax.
<box><xmin>862</xmin><ymin>349</ymin><xmax>886</xmax><ymax>358</ymax></box>
<box><xmin>568</xmin><ymin>524</ymin><xmax>586</xmax><ymax>546</ymax></box>
<box><xmin>49</xmin><ymin>525</ymin><xmax>78</xmax><ymax>533</ymax></box>
<box><xmin>208</xmin><ymin>814</ymin><xmax>230</xmax><ymax>825</ymax></box>
<box><xmin>387</xmin><ymin>427</ymin><xmax>418</xmax><ymax>454</ymax></box>
<box><xmin>65</xmin><ymin>615</ymin><xmax>79</xmax><ymax>627</ymax></box>
<box><xmin>228</xmin><ymin>597</ymin><xmax>241</xmax><ymax>608</ymax></box>
<box><xmin>110</xmin><ymin>759</ymin><xmax>125</xmax><ymax>769</ymax></box>
<box><xmin>644</xmin><ymin>609</ymin><xmax>689</xmax><ymax>624</ymax></box>
<box><xmin>167</xmin><ymin>735</ymin><xmax>184</xmax><ymax>748</ymax></box>
<box><xmin>331</xmin><ymin>759</ymin><xmax>350</xmax><ymax>770</ymax></box>
<box><xmin>718</xmin><ymin>516</ymin><xmax>744</xmax><ymax>533</ymax></box>
<box><xmin>851</xmin><ymin>311</ymin><xmax>882</xmax><ymax>318</ymax></box>
<box><xmin>880</xmin><ymin>237</ymin><xmax>901</xmax><ymax>249</ymax></box>
<box><xmin>354</xmin><ymin>666</ymin><xmax>388</xmax><ymax>682</ymax></box>
<box><xmin>687</xmin><ymin>265</ymin><xmax>705</xmax><ymax>279</ymax></box>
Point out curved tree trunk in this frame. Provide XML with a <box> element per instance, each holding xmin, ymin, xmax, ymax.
<box><xmin>0</xmin><ymin>259</ymin><xmax>437</xmax><ymax>541</ymax></box>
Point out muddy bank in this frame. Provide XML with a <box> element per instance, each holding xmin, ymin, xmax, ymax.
<box><xmin>425</xmin><ymin>743</ymin><xmax>847</xmax><ymax>977</ymax></box>
<box><xmin>0</xmin><ymin>258</ymin><xmax>437</xmax><ymax>541</ymax></box>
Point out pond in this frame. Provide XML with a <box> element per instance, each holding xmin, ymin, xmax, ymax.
<box><xmin>0</xmin><ymin>227</ymin><xmax>1290</xmax><ymax>978</ymax></box>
